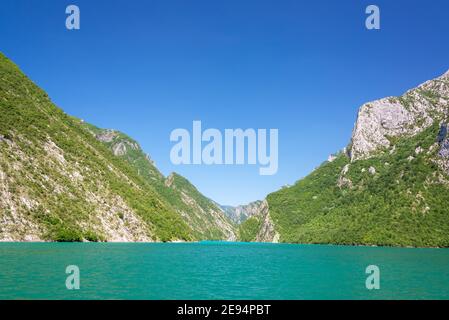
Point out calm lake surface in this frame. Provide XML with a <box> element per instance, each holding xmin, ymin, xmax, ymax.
<box><xmin>0</xmin><ymin>242</ymin><xmax>448</xmax><ymax>300</ymax></box>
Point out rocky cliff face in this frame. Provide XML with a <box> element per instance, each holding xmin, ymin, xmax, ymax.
<box><xmin>254</xmin><ymin>200</ymin><xmax>279</xmax><ymax>243</ymax></box>
<box><xmin>350</xmin><ymin>70</ymin><xmax>449</xmax><ymax>161</ymax></box>
<box><xmin>435</xmin><ymin>122</ymin><xmax>449</xmax><ymax>174</ymax></box>
<box><xmin>221</xmin><ymin>201</ymin><xmax>263</xmax><ymax>224</ymax></box>
<box><xmin>237</xmin><ymin>200</ymin><xmax>279</xmax><ymax>242</ymax></box>
<box><xmin>3</xmin><ymin>48</ymin><xmax>449</xmax><ymax>246</ymax></box>
<box><xmin>347</xmin><ymin>69</ymin><xmax>449</xmax><ymax>187</ymax></box>
<box><xmin>247</xmin><ymin>68</ymin><xmax>449</xmax><ymax>247</ymax></box>
<box><xmin>96</xmin><ymin>130</ymin><xmax>141</xmax><ymax>157</ymax></box>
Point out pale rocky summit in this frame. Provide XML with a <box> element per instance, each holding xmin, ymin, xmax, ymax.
<box><xmin>350</xmin><ymin>69</ymin><xmax>449</xmax><ymax>161</ymax></box>
<box><xmin>240</xmin><ymin>68</ymin><xmax>449</xmax><ymax>246</ymax></box>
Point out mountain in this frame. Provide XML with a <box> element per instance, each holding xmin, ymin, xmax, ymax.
<box><xmin>164</xmin><ymin>173</ymin><xmax>236</xmax><ymax>240</ymax></box>
<box><xmin>76</xmin><ymin>122</ymin><xmax>236</xmax><ymax>241</ymax></box>
<box><xmin>239</xmin><ymin>69</ymin><xmax>449</xmax><ymax>247</ymax></box>
<box><xmin>3</xmin><ymin>50</ymin><xmax>449</xmax><ymax>247</ymax></box>
<box><xmin>237</xmin><ymin>200</ymin><xmax>279</xmax><ymax>242</ymax></box>
<box><xmin>0</xmin><ymin>52</ymin><xmax>235</xmax><ymax>242</ymax></box>
<box><xmin>220</xmin><ymin>201</ymin><xmax>279</xmax><ymax>242</ymax></box>
<box><xmin>220</xmin><ymin>201</ymin><xmax>263</xmax><ymax>224</ymax></box>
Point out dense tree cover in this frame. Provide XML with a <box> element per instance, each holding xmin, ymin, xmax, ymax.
<box><xmin>0</xmin><ymin>53</ymin><xmax>193</xmax><ymax>241</ymax></box>
<box><xmin>3</xmin><ymin>50</ymin><xmax>449</xmax><ymax>246</ymax></box>
<box><xmin>0</xmin><ymin>52</ymin><xmax>234</xmax><ymax>242</ymax></box>
<box><xmin>76</xmin><ymin>120</ymin><xmax>235</xmax><ymax>240</ymax></box>
<box><xmin>238</xmin><ymin>217</ymin><xmax>262</xmax><ymax>242</ymax></box>
<box><xmin>267</xmin><ymin>124</ymin><xmax>449</xmax><ymax>247</ymax></box>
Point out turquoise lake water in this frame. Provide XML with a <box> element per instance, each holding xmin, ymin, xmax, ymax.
<box><xmin>0</xmin><ymin>242</ymin><xmax>448</xmax><ymax>300</ymax></box>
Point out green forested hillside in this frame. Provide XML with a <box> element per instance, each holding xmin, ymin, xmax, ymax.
<box><xmin>2</xmin><ymin>50</ymin><xmax>449</xmax><ymax>247</ymax></box>
<box><xmin>0</xmin><ymin>52</ymin><xmax>234</xmax><ymax>242</ymax></box>
<box><xmin>165</xmin><ymin>173</ymin><xmax>236</xmax><ymax>240</ymax></box>
<box><xmin>265</xmin><ymin>123</ymin><xmax>449</xmax><ymax>247</ymax></box>
<box><xmin>239</xmin><ymin>70</ymin><xmax>449</xmax><ymax>247</ymax></box>
<box><xmin>76</xmin><ymin>121</ymin><xmax>236</xmax><ymax>240</ymax></box>
<box><xmin>238</xmin><ymin>216</ymin><xmax>263</xmax><ymax>242</ymax></box>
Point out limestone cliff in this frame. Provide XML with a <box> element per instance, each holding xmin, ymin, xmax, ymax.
<box><xmin>237</xmin><ymin>200</ymin><xmax>279</xmax><ymax>243</ymax></box>
<box><xmin>221</xmin><ymin>201</ymin><xmax>264</xmax><ymax>224</ymax></box>
<box><xmin>350</xmin><ymin>70</ymin><xmax>449</xmax><ymax>161</ymax></box>
<box><xmin>246</xmin><ymin>68</ymin><xmax>449</xmax><ymax>247</ymax></box>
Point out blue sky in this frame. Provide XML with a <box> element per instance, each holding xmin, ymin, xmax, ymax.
<box><xmin>1</xmin><ymin>0</ymin><xmax>448</xmax><ymax>205</ymax></box>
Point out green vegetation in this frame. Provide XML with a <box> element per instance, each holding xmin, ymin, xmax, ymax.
<box><xmin>238</xmin><ymin>216</ymin><xmax>262</xmax><ymax>242</ymax></box>
<box><xmin>267</xmin><ymin>123</ymin><xmax>449</xmax><ymax>247</ymax></box>
<box><xmin>0</xmin><ymin>52</ymin><xmax>194</xmax><ymax>242</ymax></box>
<box><xmin>2</xmin><ymin>50</ymin><xmax>448</xmax><ymax>247</ymax></box>
<box><xmin>0</xmin><ymin>52</ymin><xmax>235</xmax><ymax>242</ymax></box>
<box><xmin>73</xmin><ymin>119</ymin><xmax>235</xmax><ymax>241</ymax></box>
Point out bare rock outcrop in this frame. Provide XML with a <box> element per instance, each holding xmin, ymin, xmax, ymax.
<box><xmin>253</xmin><ymin>200</ymin><xmax>280</xmax><ymax>243</ymax></box>
<box><xmin>436</xmin><ymin>123</ymin><xmax>449</xmax><ymax>173</ymax></box>
<box><xmin>337</xmin><ymin>164</ymin><xmax>353</xmax><ymax>189</ymax></box>
<box><xmin>221</xmin><ymin>200</ymin><xmax>264</xmax><ymax>224</ymax></box>
<box><xmin>350</xmin><ymin>70</ymin><xmax>449</xmax><ymax>161</ymax></box>
<box><xmin>95</xmin><ymin>130</ymin><xmax>117</xmax><ymax>143</ymax></box>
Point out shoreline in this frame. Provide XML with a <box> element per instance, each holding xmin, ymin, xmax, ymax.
<box><xmin>0</xmin><ymin>239</ymin><xmax>447</xmax><ymax>249</ymax></box>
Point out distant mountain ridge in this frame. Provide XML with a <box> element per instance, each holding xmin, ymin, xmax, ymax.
<box><xmin>220</xmin><ymin>201</ymin><xmax>263</xmax><ymax>224</ymax></box>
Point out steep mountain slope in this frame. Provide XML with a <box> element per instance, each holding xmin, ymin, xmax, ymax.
<box><xmin>165</xmin><ymin>173</ymin><xmax>236</xmax><ymax>240</ymax></box>
<box><xmin>76</xmin><ymin>121</ymin><xmax>236</xmax><ymax>240</ymax></box>
<box><xmin>240</xmin><ymin>70</ymin><xmax>449</xmax><ymax>247</ymax></box>
<box><xmin>3</xmin><ymin>49</ymin><xmax>448</xmax><ymax>246</ymax></box>
<box><xmin>0</xmin><ymin>52</ymin><xmax>234</xmax><ymax>242</ymax></box>
<box><xmin>237</xmin><ymin>200</ymin><xmax>279</xmax><ymax>242</ymax></box>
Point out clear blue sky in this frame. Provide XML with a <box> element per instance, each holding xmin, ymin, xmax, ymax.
<box><xmin>1</xmin><ymin>0</ymin><xmax>448</xmax><ymax>205</ymax></box>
